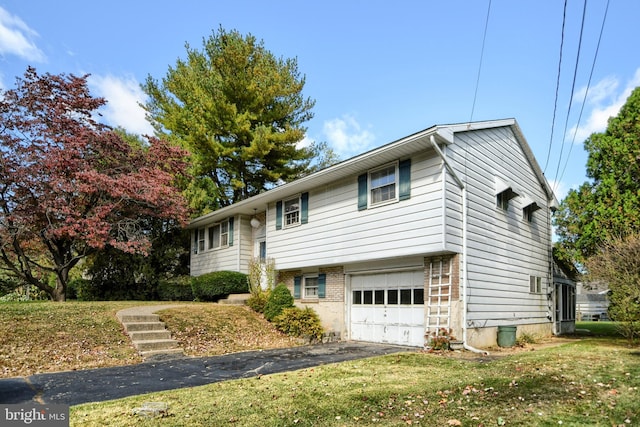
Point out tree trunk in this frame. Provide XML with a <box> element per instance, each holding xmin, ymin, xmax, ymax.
<box><xmin>52</xmin><ymin>275</ymin><xmax>67</xmax><ymax>302</ymax></box>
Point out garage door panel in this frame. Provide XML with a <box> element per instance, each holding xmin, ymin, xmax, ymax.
<box><xmin>350</xmin><ymin>271</ymin><xmax>425</xmax><ymax>347</ymax></box>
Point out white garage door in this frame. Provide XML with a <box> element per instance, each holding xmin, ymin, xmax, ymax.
<box><xmin>350</xmin><ymin>270</ymin><xmax>425</xmax><ymax>347</ymax></box>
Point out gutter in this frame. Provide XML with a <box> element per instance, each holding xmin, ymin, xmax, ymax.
<box><xmin>429</xmin><ymin>135</ymin><xmax>488</xmax><ymax>355</ymax></box>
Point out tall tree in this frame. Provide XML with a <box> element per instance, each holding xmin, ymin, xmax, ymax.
<box><xmin>0</xmin><ymin>67</ymin><xmax>190</xmax><ymax>301</ymax></box>
<box><xmin>143</xmin><ymin>27</ymin><xmax>320</xmax><ymax>215</ymax></box>
<box><xmin>554</xmin><ymin>86</ymin><xmax>640</xmax><ymax>264</ymax></box>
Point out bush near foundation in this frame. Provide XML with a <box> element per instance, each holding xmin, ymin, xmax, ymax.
<box><xmin>158</xmin><ymin>276</ymin><xmax>194</xmax><ymax>301</ymax></box>
<box><xmin>273</xmin><ymin>307</ymin><xmax>324</xmax><ymax>341</ymax></box>
<box><xmin>263</xmin><ymin>283</ymin><xmax>294</xmax><ymax>321</ymax></box>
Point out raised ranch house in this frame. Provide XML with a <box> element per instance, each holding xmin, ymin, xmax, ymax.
<box><xmin>189</xmin><ymin>118</ymin><xmax>575</xmax><ymax>349</ymax></box>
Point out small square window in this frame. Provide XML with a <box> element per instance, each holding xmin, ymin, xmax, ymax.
<box><xmin>353</xmin><ymin>290</ymin><xmax>362</xmax><ymax>304</ymax></box>
<box><xmin>523</xmin><ymin>202</ymin><xmax>541</xmax><ymax>223</ymax></box>
<box><xmin>529</xmin><ymin>276</ymin><xmax>542</xmax><ymax>294</ymax></box>
<box><xmin>388</xmin><ymin>289</ymin><xmax>398</xmax><ymax>304</ymax></box>
<box><xmin>496</xmin><ymin>188</ymin><xmax>518</xmax><ymax>211</ymax></box>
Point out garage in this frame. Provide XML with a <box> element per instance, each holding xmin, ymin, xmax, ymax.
<box><xmin>349</xmin><ymin>270</ymin><xmax>425</xmax><ymax>347</ymax></box>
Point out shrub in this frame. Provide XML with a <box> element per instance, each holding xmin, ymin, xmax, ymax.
<box><xmin>66</xmin><ymin>278</ymin><xmax>90</xmax><ymax>300</ymax></box>
<box><xmin>246</xmin><ymin>291</ymin><xmax>270</xmax><ymax>313</ymax></box>
<box><xmin>426</xmin><ymin>328</ymin><xmax>456</xmax><ymax>351</ymax></box>
<box><xmin>263</xmin><ymin>283</ymin><xmax>294</xmax><ymax>321</ymax></box>
<box><xmin>273</xmin><ymin>307</ymin><xmax>324</xmax><ymax>341</ymax></box>
<box><xmin>0</xmin><ymin>292</ymin><xmax>30</xmax><ymax>302</ymax></box>
<box><xmin>191</xmin><ymin>271</ymin><xmax>249</xmax><ymax>302</ymax></box>
<box><xmin>158</xmin><ymin>276</ymin><xmax>194</xmax><ymax>301</ymax></box>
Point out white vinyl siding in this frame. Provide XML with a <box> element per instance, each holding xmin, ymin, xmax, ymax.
<box><xmin>191</xmin><ymin>216</ymin><xmax>249</xmax><ymax>277</ymax></box>
<box><xmin>267</xmin><ymin>151</ymin><xmax>445</xmax><ymax>270</ymax></box>
<box><xmin>446</xmin><ymin>127</ymin><xmax>551</xmax><ymax>326</ymax></box>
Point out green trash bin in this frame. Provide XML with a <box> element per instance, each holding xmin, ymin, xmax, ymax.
<box><xmin>497</xmin><ymin>325</ymin><xmax>517</xmax><ymax>347</ymax></box>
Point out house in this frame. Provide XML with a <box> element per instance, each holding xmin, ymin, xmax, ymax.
<box><xmin>189</xmin><ymin>118</ymin><xmax>570</xmax><ymax>349</ymax></box>
<box><xmin>576</xmin><ymin>282</ymin><xmax>609</xmax><ymax>321</ymax></box>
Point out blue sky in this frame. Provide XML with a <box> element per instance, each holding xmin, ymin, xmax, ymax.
<box><xmin>1</xmin><ymin>1</ymin><xmax>638</xmax><ymax>201</ymax></box>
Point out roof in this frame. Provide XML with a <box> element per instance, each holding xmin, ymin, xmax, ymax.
<box><xmin>189</xmin><ymin>118</ymin><xmax>557</xmax><ymax>228</ymax></box>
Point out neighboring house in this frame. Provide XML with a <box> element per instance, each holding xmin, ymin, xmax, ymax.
<box><xmin>189</xmin><ymin>118</ymin><xmax>568</xmax><ymax>348</ymax></box>
<box><xmin>576</xmin><ymin>282</ymin><xmax>609</xmax><ymax>321</ymax></box>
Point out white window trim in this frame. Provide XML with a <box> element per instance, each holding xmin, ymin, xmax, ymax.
<box><xmin>303</xmin><ymin>275</ymin><xmax>319</xmax><ymax>299</ymax></box>
<box><xmin>529</xmin><ymin>275</ymin><xmax>542</xmax><ymax>294</ymax></box>
<box><xmin>283</xmin><ymin>194</ymin><xmax>301</xmax><ymax>229</ymax></box>
<box><xmin>194</xmin><ymin>228</ymin><xmax>205</xmax><ymax>254</ymax></box>
<box><xmin>207</xmin><ymin>220</ymin><xmax>230</xmax><ymax>251</ymax></box>
<box><xmin>368</xmin><ymin>161</ymin><xmax>399</xmax><ymax>208</ymax></box>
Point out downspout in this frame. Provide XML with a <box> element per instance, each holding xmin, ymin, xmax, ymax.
<box><xmin>429</xmin><ymin>135</ymin><xmax>488</xmax><ymax>355</ymax></box>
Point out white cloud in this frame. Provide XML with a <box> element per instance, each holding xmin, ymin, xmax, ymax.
<box><xmin>89</xmin><ymin>74</ymin><xmax>154</xmax><ymax>136</ymax></box>
<box><xmin>0</xmin><ymin>7</ymin><xmax>45</xmax><ymax>62</ymax></box>
<box><xmin>569</xmin><ymin>68</ymin><xmax>640</xmax><ymax>142</ymax></box>
<box><xmin>323</xmin><ymin>115</ymin><xmax>375</xmax><ymax>157</ymax></box>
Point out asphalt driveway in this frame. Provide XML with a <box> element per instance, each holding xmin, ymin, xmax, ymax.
<box><xmin>0</xmin><ymin>342</ymin><xmax>413</xmax><ymax>406</ymax></box>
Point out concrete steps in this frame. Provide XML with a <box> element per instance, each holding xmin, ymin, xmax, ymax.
<box><xmin>117</xmin><ymin>312</ymin><xmax>183</xmax><ymax>358</ymax></box>
<box><xmin>218</xmin><ymin>293</ymin><xmax>251</xmax><ymax>305</ymax></box>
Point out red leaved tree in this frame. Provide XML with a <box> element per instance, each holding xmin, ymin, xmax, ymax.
<box><xmin>0</xmin><ymin>67</ymin><xmax>190</xmax><ymax>301</ymax></box>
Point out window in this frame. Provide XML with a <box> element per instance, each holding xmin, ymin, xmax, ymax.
<box><xmin>207</xmin><ymin>220</ymin><xmax>229</xmax><ymax>249</ymax></box>
<box><xmin>529</xmin><ymin>276</ymin><xmax>542</xmax><ymax>294</ymax></box>
<box><xmin>304</xmin><ymin>276</ymin><xmax>318</xmax><ymax>298</ymax></box>
<box><xmin>495</xmin><ymin>177</ymin><xmax>519</xmax><ymax>211</ymax></box>
<box><xmin>352</xmin><ymin>288</ymin><xmax>424</xmax><ymax>305</ymax></box>
<box><xmin>497</xmin><ymin>188</ymin><xmax>518</xmax><ymax>210</ymax></box>
<box><xmin>370</xmin><ymin>164</ymin><xmax>397</xmax><ymax>205</ymax></box>
<box><xmin>284</xmin><ymin>196</ymin><xmax>300</xmax><ymax>227</ymax></box>
<box><xmin>194</xmin><ymin>228</ymin><xmax>205</xmax><ymax>253</ymax></box>
<box><xmin>358</xmin><ymin>159</ymin><xmax>411</xmax><ymax>210</ymax></box>
<box><xmin>523</xmin><ymin>202</ymin><xmax>541</xmax><ymax>222</ymax></box>
<box><xmin>276</xmin><ymin>193</ymin><xmax>309</xmax><ymax>230</ymax></box>
<box><xmin>294</xmin><ymin>273</ymin><xmax>326</xmax><ymax>299</ymax></box>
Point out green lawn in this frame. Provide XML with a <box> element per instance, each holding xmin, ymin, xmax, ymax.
<box><xmin>574</xmin><ymin>321</ymin><xmax>623</xmax><ymax>337</ymax></box>
<box><xmin>72</xmin><ymin>336</ymin><xmax>640</xmax><ymax>426</ymax></box>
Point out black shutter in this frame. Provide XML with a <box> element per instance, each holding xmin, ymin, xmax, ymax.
<box><xmin>294</xmin><ymin>276</ymin><xmax>301</xmax><ymax>299</ymax></box>
<box><xmin>276</xmin><ymin>201</ymin><xmax>283</xmax><ymax>230</ymax></box>
<box><xmin>301</xmin><ymin>192</ymin><xmax>309</xmax><ymax>224</ymax></box>
<box><xmin>399</xmin><ymin>159</ymin><xmax>411</xmax><ymax>201</ymax></box>
<box><xmin>357</xmin><ymin>174</ymin><xmax>368</xmax><ymax>210</ymax></box>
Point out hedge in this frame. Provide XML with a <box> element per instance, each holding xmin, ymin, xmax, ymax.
<box><xmin>191</xmin><ymin>271</ymin><xmax>249</xmax><ymax>301</ymax></box>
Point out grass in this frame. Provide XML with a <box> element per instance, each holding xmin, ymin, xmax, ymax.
<box><xmin>2</xmin><ymin>302</ymin><xmax>639</xmax><ymax>425</ymax></box>
<box><xmin>574</xmin><ymin>321</ymin><xmax>624</xmax><ymax>337</ymax></box>
<box><xmin>0</xmin><ymin>301</ymin><xmax>298</xmax><ymax>377</ymax></box>
<box><xmin>72</xmin><ymin>337</ymin><xmax>640</xmax><ymax>426</ymax></box>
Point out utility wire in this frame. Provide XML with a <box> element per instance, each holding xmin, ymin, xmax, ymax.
<box><xmin>469</xmin><ymin>0</ymin><xmax>492</xmax><ymax>123</ymax></box>
<box><xmin>543</xmin><ymin>0</ymin><xmax>568</xmax><ymax>173</ymax></box>
<box><xmin>558</xmin><ymin>0</ymin><xmax>610</xmax><ymax>185</ymax></box>
<box><xmin>553</xmin><ymin>0</ymin><xmax>588</xmax><ymax>187</ymax></box>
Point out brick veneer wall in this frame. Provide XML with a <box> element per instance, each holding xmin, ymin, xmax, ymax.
<box><xmin>277</xmin><ymin>266</ymin><xmax>345</xmax><ymax>301</ymax></box>
<box><xmin>423</xmin><ymin>254</ymin><xmax>460</xmax><ymax>301</ymax></box>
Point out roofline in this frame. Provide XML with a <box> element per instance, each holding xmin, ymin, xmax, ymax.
<box><xmin>188</xmin><ymin>118</ymin><xmax>557</xmax><ymax>228</ymax></box>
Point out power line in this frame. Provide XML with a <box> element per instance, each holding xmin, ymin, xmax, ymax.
<box><xmin>543</xmin><ymin>0</ymin><xmax>568</xmax><ymax>173</ymax></box>
<box><xmin>558</xmin><ymin>0</ymin><xmax>610</xmax><ymax>185</ymax></box>
<box><xmin>552</xmin><ymin>0</ymin><xmax>588</xmax><ymax>188</ymax></box>
<box><xmin>469</xmin><ymin>0</ymin><xmax>492</xmax><ymax>123</ymax></box>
